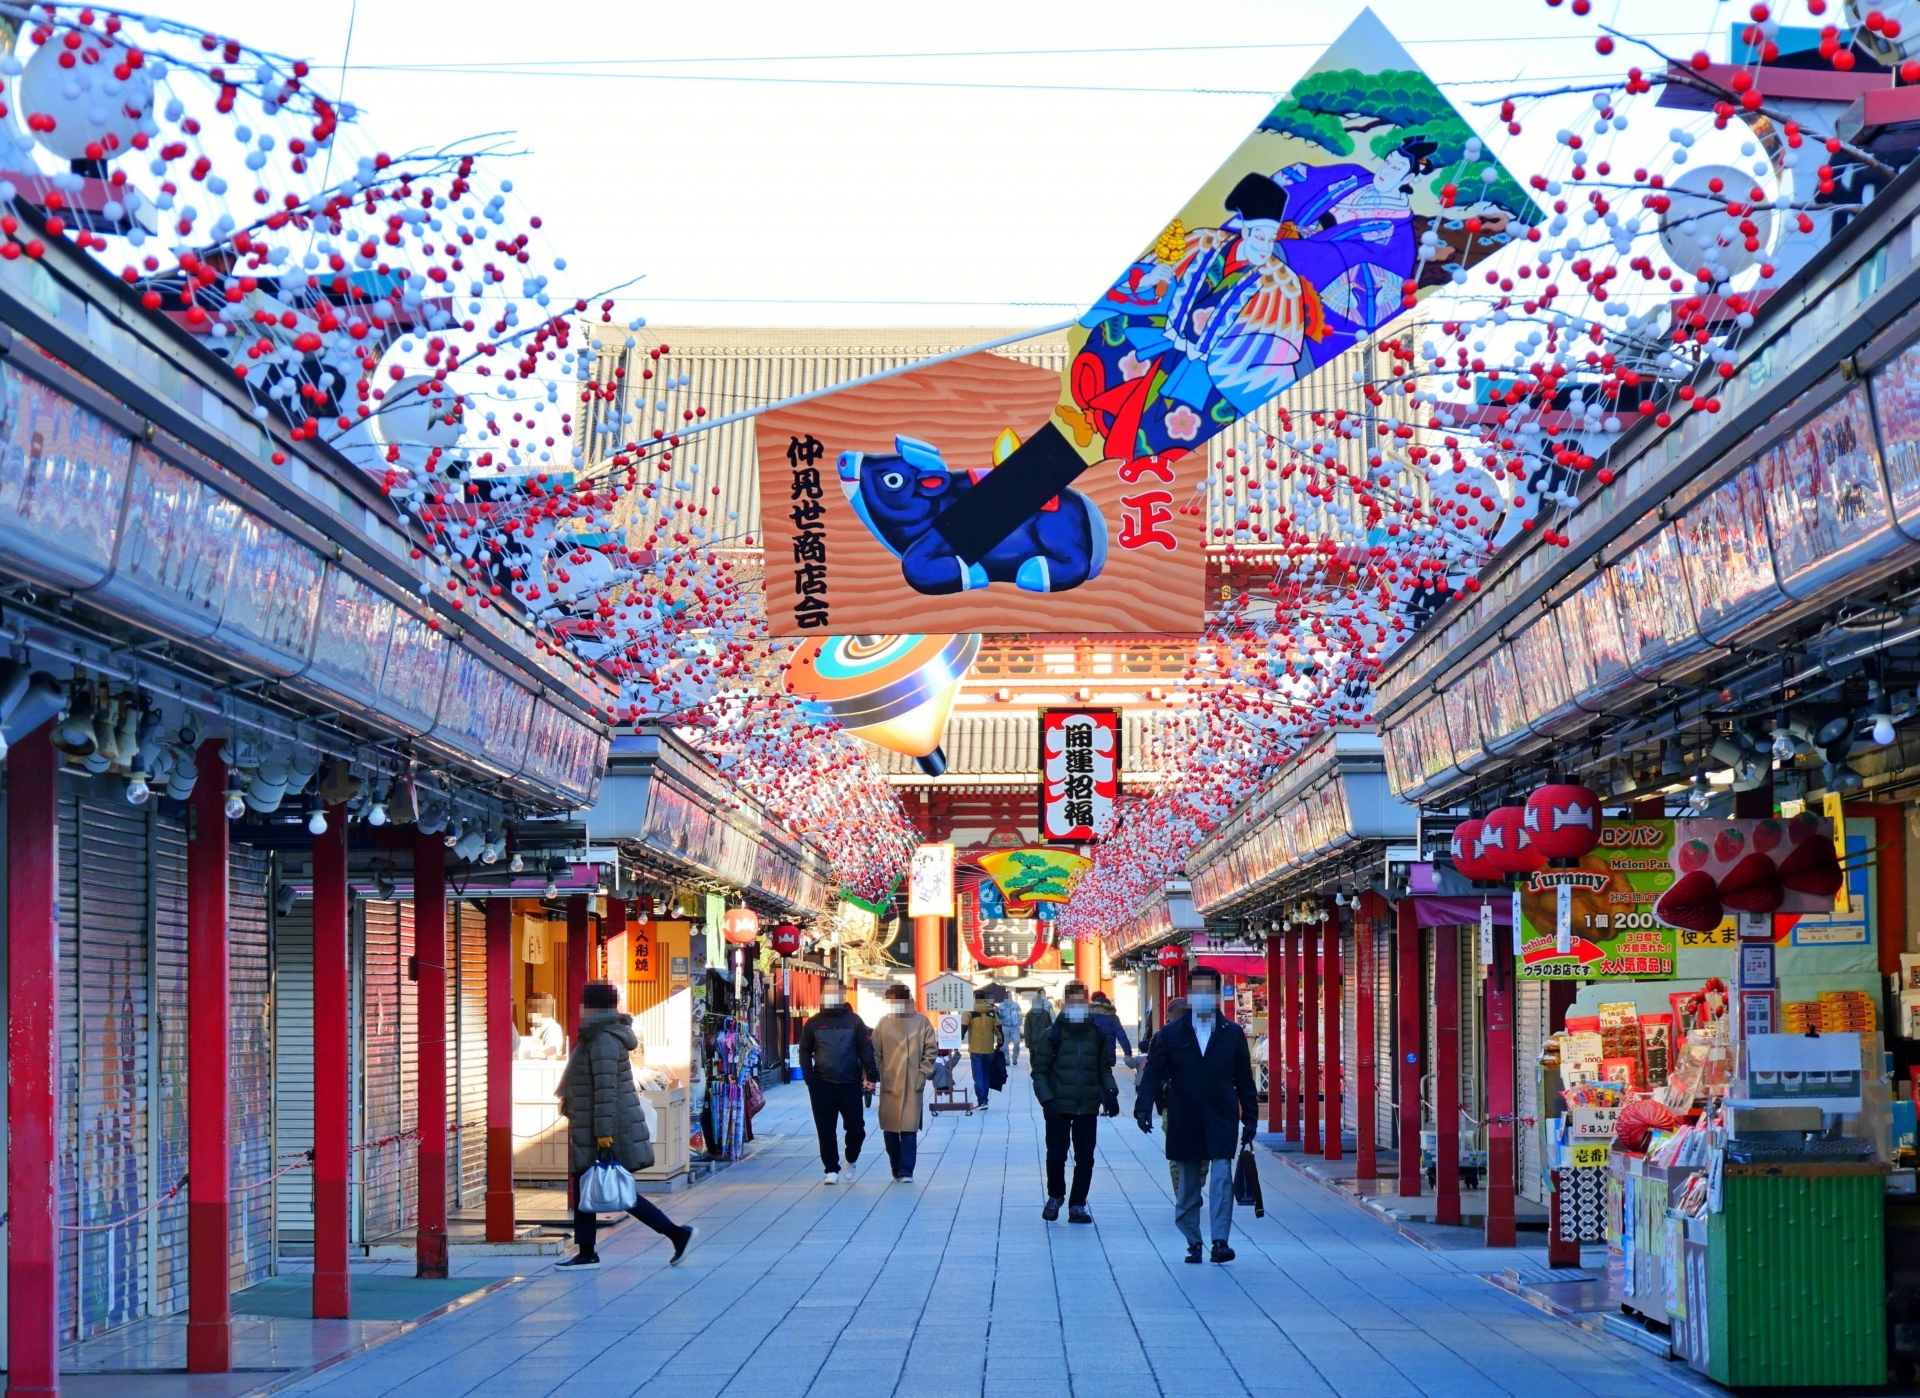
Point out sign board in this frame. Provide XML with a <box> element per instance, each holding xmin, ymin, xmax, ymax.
<box><xmin>1571</xmin><ymin>1142</ymin><xmax>1611</xmax><ymax>1169</ymax></box>
<box><xmin>922</xmin><ymin>973</ymin><xmax>977</xmax><ymax>1015</ymax></box>
<box><xmin>1041</xmin><ymin>710</ymin><xmax>1120</xmax><ymax>842</ymax></box>
<box><xmin>936</xmin><ymin>1011</ymin><xmax>964</xmax><ymax>1051</ymax></box>
<box><xmin>1568</xmin><ymin>1107</ymin><xmax>1620</xmax><ymax>1140</ymax></box>
<box><xmin>908</xmin><ymin>843</ymin><xmax>955</xmax><ymax>919</ymax></box>
<box><xmin>631</xmin><ymin>922</ymin><xmax>666</xmax><ymax>982</ymax></box>
<box><xmin>522</xmin><ymin>919</ymin><xmax>547</xmax><ymax>966</ymax></box>
<box><xmin>1519</xmin><ymin>821</ymin><xmax>1682</xmax><ymax>980</ymax></box>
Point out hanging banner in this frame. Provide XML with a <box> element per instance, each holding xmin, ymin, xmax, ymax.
<box><xmin>522</xmin><ymin>919</ymin><xmax>547</xmax><ymax>966</ymax></box>
<box><xmin>1518</xmin><ymin>820</ymin><xmax>1685</xmax><ymax>979</ymax></box>
<box><xmin>1040</xmin><ymin>710</ymin><xmax>1120</xmax><ymax>842</ymax></box>
<box><xmin>908</xmin><ymin>842</ymin><xmax>956</xmax><ymax>918</ymax></box>
<box><xmin>631</xmin><ymin>922</ymin><xmax>660</xmax><ymax>982</ymax></box>
<box><xmin>756</xmin><ymin>9</ymin><xmax>1538</xmax><ymax>637</ymax></box>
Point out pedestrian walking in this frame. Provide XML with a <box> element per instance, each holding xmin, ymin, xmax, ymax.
<box><xmin>1023</xmin><ymin>990</ymin><xmax>1053</xmax><ymax>1051</ymax></box>
<box><xmin>1090</xmin><ymin>991</ymin><xmax>1136</xmax><ymax>1069</ymax></box>
<box><xmin>798</xmin><ymin>976</ymin><xmax>879</xmax><ymax>1184</ymax></box>
<box><xmin>1030</xmin><ymin>981</ymin><xmax>1118</xmax><ymax>1224</ymax></box>
<box><xmin>1134</xmin><ymin>968</ymin><xmax>1257</xmax><ymax>1263</ymax></box>
<box><xmin>872</xmin><ymin>982</ymin><xmax>937</xmax><ymax>1182</ymax></box>
<box><xmin>997</xmin><ymin>991</ymin><xmax>1025</xmax><ymax>1065</ymax></box>
<box><xmin>555</xmin><ymin>981</ymin><xmax>697</xmax><ymax>1270</ymax></box>
<box><xmin>964</xmin><ymin>987</ymin><xmax>1005</xmax><ymax>1109</ymax></box>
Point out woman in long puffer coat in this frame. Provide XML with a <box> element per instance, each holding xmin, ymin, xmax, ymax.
<box><xmin>556</xmin><ymin>981</ymin><xmax>698</xmax><ymax>1269</ymax></box>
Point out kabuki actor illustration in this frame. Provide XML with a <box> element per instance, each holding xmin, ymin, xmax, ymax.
<box><xmin>756</xmin><ymin>8</ymin><xmax>1536</xmax><ymax>636</ymax></box>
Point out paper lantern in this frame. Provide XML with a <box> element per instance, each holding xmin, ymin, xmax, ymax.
<box><xmin>721</xmin><ymin>906</ymin><xmax>761</xmax><ymax>945</ymax></box>
<box><xmin>1479</xmin><ymin>805</ymin><xmax>1546</xmax><ymax>876</ymax></box>
<box><xmin>770</xmin><ymin>923</ymin><xmax>802</xmax><ymax>957</ymax></box>
<box><xmin>1450</xmin><ymin>818</ymin><xmax>1506</xmax><ymax>882</ymax></box>
<box><xmin>1525</xmin><ymin>783</ymin><xmax>1601</xmax><ymax>860</ymax></box>
<box><xmin>1157</xmin><ymin>944</ymin><xmax>1184</xmax><ymax>968</ymax></box>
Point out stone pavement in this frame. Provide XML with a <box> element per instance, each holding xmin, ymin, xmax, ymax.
<box><xmin>271</xmin><ymin>1061</ymin><xmax>1715</xmax><ymax>1398</ymax></box>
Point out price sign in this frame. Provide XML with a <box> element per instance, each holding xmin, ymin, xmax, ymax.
<box><xmin>937</xmin><ymin>1011</ymin><xmax>963</xmax><ymax>1051</ymax></box>
<box><xmin>1571</xmin><ymin>1142</ymin><xmax>1610</xmax><ymax>1169</ymax></box>
<box><xmin>1569</xmin><ymin>1107</ymin><xmax>1619</xmax><ymax>1140</ymax></box>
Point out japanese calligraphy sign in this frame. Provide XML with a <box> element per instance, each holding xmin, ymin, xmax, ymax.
<box><xmin>756</xmin><ymin>351</ymin><xmax>1206</xmax><ymax>634</ymax></box>
<box><xmin>630</xmin><ymin>922</ymin><xmax>659</xmax><ymax>982</ymax></box>
<box><xmin>1518</xmin><ymin>820</ymin><xmax>1685</xmax><ymax>980</ymax></box>
<box><xmin>908</xmin><ymin>842</ymin><xmax>955</xmax><ymax>919</ymax></box>
<box><xmin>1041</xmin><ymin>710</ymin><xmax>1120</xmax><ymax>842</ymax></box>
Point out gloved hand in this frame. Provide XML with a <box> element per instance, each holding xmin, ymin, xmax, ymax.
<box><xmin>1241</xmin><ymin>1121</ymin><xmax>1257</xmax><ymax>1147</ymax></box>
<box><xmin>1100</xmin><ymin>1093</ymin><xmax>1120</xmax><ymax>1118</ymax></box>
<box><xmin>1135</xmin><ymin>1112</ymin><xmax>1153</xmax><ymax>1135</ymax></box>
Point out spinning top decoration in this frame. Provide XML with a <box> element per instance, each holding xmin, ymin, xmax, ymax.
<box><xmin>786</xmin><ymin>634</ymin><xmax>979</xmax><ymax>776</ymax></box>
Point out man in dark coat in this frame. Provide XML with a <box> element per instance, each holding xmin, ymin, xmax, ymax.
<box><xmin>1030</xmin><ymin>981</ymin><xmax>1118</xmax><ymax>1224</ymax></box>
<box><xmin>1134</xmin><ymin>967</ymin><xmax>1257</xmax><ymax>1263</ymax></box>
<box><xmin>556</xmin><ymin>981</ymin><xmax>697</xmax><ymax>1269</ymax></box>
<box><xmin>798</xmin><ymin>976</ymin><xmax>879</xmax><ymax>1184</ymax></box>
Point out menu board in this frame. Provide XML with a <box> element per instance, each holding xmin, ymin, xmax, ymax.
<box><xmin>216</xmin><ymin>503</ymin><xmax>324</xmax><ymax>670</ymax></box>
<box><xmin>107</xmin><ymin>448</ymin><xmax>239</xmax><ymax>637</ymax></box>
<box><xmin>378</xmin><ymin>607</ymin><xmax>447</xmax><ymax>734</ymax></box>
<box><xmin>0</xmin><ymin>363</ymin><xmax>131</xmax><ymax>586</ymax></box>
<box><xmin>1563</xmin><ymin>569</ymin><xmax>1629</xmax><ymax>703</ymax></box>
<box><xmin>309</xmin><ymin>568</ymin><xmax>395</xmax><ymax>704</ymax></box>
<box><xmin>1755</xmin><ymin>384</ymin><xmax>1895</xmax><ymax>596</ymax></box>
<box><xmin>1517</xmin><ymin>818</ymin><xmax>1681</xmax><ymax>980</ymax></box>
<box><xmin>1871</xmin><ymin>337</ymin><xmax>1920</xmax><ymax>527</ymax></box>
<box><xmin>1674</xmin><ymin>462</ymin><xmax>1780</xmax><ymax>641</ymax></box>
<box><xmin>1611</xmin><ymin>523</ymin><xmax>1699</xmax><ymax>679</ymax></box>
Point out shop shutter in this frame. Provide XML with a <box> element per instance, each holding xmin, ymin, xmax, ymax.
<box><xmin>358</xmin><ymin>899</ymin><xmax>413</xmax><ymax>1239</ymax></box>
<box><xmin>228</xmin><ymin>843</ymin><xmax>274</xmax><ymax>1290</ymax></box>
<box><xmin>1460</xmin><ymin>933</ymin><xmax>1481</xmax><ymax>1155</ymax></box>
<box><xmin>273</xmin><ymin>894</ymin><xmax>314</xmax><ymax>1241</ymax></box>
<box><xmin>1340</xmin><ymin>924</ymin><xmax>1357</xmax><ymax>1135</ymax></box>
<box><xmin>59</xmin><ymin>788</ymin><xmax>154</xmax><ymax>1339</ymax></box>
<box><xmin>455</xmin><ymin>902</ymin><xmax>488</xmax><ymax>1206</ymax></box>
<box><xmin>1516</xmin><ymin>979</ymin><xmax>1549</xmax><ymax>1204</ymax></box>
<box><xmin>1374</xmin><ymin>922</ymin><xmax>1394</xmax><ymax>1149</ymax></box>
<box><xmin>151</xmin><ymin>813</ymin><xmax>189</xmax><ymax>1314</ymax></box>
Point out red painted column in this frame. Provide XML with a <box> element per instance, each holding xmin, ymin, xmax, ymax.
<box><xmin>485</xmin><ymin>898</ymin><xmax>516</xmax><ymax>1244</ymax></box>
<box><xmin>1301</xmin><ymin>919</ymin><xmax>1320</xmax><ymax>1155</ymax></box>
<box><xmin>415</xmin><ymin>833</ymin><xmax>449</xmax><ymax>1279</ymax></box>
<box><xmin>1264</xmin><ymin>931</ymin><xmax>1282</xmax><ymax>1134</ymax></box>
<box><xmin>1485</xmin><ymin>912</ymin><xmax>1517</xmax><ymax>1247</ymax></box>
<box><xmin>312</xmin><ymin>802</ymin><xmax>350</xmax><ymax>1318</ymax></box>
<box><xmin>1434</xmin><ymin>922</ymin><xmax>1462</xmax><ymax>1226</ymax></box>
<box><xmin>567</xmin><ymin>893</ymin><xmax>590</xmax><ymax>1040</ymax></box>
<box><xmin>188</xmin><ymin>739</ymin><xmax>232</xmax><ymax>1372</ymax></box>
<box><xmin>1323</xmin><ymin>904</ymin><xmax>1342</xmax><ymax>1162</ymax></box>
<box><xmin>1283</xmin><ymin>926</ymin><xmax>1301</xmax><ymax>1142</ymax></box>
<box><xmin>7</xmin><ymin>722</ymin><xmax>60</xmax><ymax>1397</ymax></box>
<box><xmin>1397</xmin><ymin>900</ymin><xmax>1422</xmax><ymax>1197</ymax></box>
<box><xmin>1356</xmin><ymin>900</ymin><xmax>1377</xmax><ymax>1180</ymax></box>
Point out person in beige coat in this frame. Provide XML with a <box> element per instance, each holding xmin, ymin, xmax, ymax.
<box><xmin>872</xmin><ymin>982</ymin><xmax>938</xmax><ymax>1182</ymax></box>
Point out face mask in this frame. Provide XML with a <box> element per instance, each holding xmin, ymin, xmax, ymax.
<box><xmin>890</xmin><ymin>1002</ymin><xmax>910</xmax><ymax>1016</ymax></box>
<box><xmin>1189</xmin><ymin>992</ymin><xmax>1218</xmax><ymax>1016</ymax></box>
<box><xmin>1063</xmin><ymin>1005</ymin><xmax>1090</xmax><ymax>1023</ymax></box>
<box><xmin>822</xmin><ymin>994</ymin><xmax>844</xmax><ymax>1009</ymax></box>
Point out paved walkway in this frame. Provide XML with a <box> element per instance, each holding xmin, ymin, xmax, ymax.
<box><xmin>276</xmin><ymin>1062</ymin><xmax>1710</xmax><ymax>1398</ymax></box>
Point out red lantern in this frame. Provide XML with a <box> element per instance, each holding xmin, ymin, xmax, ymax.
<box><xmin>1480</xmin><ymin>805</ymin><xmax>1546</xmax><ymax>876</ymax></box>
<box><xmin>770</xmin><ymin>923</ymin><xmax>802</xmax><ymax>957</ymax></box>
<box><xmin>721</xmin><ymin>906</ymin><xmax>761</xmax><ymax>945</ymax></box>
<box><xmin>1157</xmin><ymin>944</ymin><xmax>1184</xmax><ymax>968</ymax></box>
<box><xmin>1525</xmin><ymin>783</ymin><xmax>1601</xmax><ymax>860</ymax></box>
<box><xmin>1451</xmin><ymin>818</ymin><xmax>1506</xmax><ymax>882</ymax></box>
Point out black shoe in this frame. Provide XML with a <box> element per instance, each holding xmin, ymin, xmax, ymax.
<box><xmin>1210</xmin><ymin>1241</ymin><xmax>1235</xmax><ymax>1264</ymax></box>
<box><xmin>1041</xmin><ymin>1196</ymin><xmax>1062</xmax><ymax>1221</ymax></box>
<box><xmin>1185</xmin><ymin>1242</ymin><xmax>1203</xmax><ymax>1264</ymax></box>
<box><xmin>557</xmin><ymin>1252</ymin><xmax>601</xmax><ymax>1270</ymax></box>
<box><xmin>1069</xmin><ymin>1205</ymin><xmax>1093</xmax><ymax>1224</ymax></box>
<box><xmin>669</xmin><ymin>1226</ymin><xmax>699</xmax><ymax>1266</ymax></box>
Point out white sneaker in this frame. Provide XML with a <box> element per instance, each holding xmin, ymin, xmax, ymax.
<box><xmin>843</xmin><ymin>1157</ymin><xmax>858</xmax><ymax>1179</ymax></box>
<box><xmin>823</xmin><ymin>1171</ymin><xmax>839</xmax><ymax>1185</ymax></box>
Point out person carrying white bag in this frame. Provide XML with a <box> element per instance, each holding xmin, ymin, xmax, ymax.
<box><xmin>556</xmin><ymin>980</ymin><xmax>698</xmax><ymax>1270</ymax></box>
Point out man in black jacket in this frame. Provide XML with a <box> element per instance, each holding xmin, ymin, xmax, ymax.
<box><xmin>1134</xmin><ymin>967</ymin><xmax>1258</xmax><ymax>1262</ymax></box>
<box><xmin>1030</xmin><ymin>981</ymin><xmax>1118</xmax><ymax>1224</ymax></box>
<box><xmin>798</xmin><ymin>977</ymin><xmax>879</xmax><ymax>1185</ymax></box>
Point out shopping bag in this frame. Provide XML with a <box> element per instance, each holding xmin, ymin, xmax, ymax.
<box><xmin>1233</xmin><ymin>1147</ymin><xmax>1264</xmax><ymax>1217</ymax></box>
<box><xmin>744</xmin><ymin>1074</ymin><xmax>767</xmax><ymax>1119</ymax></box>
<box><xmin>577</xmin><ymin>1158</ymin><xmax>639</xmax><ymax>1213</ymax></box>
<box><xmin>988</xmin><ymin>1047</ymin><xmax>1009</xmax><ymax>1090</ymax></box>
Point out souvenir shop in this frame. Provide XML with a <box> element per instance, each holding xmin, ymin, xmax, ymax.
<box><xmin>1370</xmin><ymin>152</ymin><xmax>1920</xmax><ymax>1382</ymax></box>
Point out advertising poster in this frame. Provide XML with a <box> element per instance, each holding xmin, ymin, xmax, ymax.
<box><xmin>1518</xmin><ymin>820</ymin><xmax>1683</xmax><ymax>980</ymax></box>
<box><xmin>908</xmin><ymin>842</ymin><xmax>955</xmax><ymax>919</ymax></box>
<box><xmin>757</xmin><ymin>9</ymin><xmax>1536</xmax><ymax>637</ymax></box>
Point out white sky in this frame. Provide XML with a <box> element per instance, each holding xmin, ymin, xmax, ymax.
<box><xmin>143</xmin><ymin>0</ymin><xmax>1735</xmax><ymax>327</ymax></box>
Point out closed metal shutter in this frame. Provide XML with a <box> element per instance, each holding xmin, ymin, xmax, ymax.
<box><xmin>1517</xmin><ymin>979</ymin><xmax>1550</xmax><ymax>1203</ymax></box>
<box><xmin>1461</xmin><ymin>934</ymin><xmax>1481</xmax><ymax>1155</ymax></box>
<box><xmin>151</xmin><ymin>814</ymin><xmax>189</xmax><ymax>1314</ymax></box>
<box><xmin>1374</xmin><ymin>922</ymin><xmax>1394</xmax><ymax>1149</ymax></box>
<box><xmin>59</xmin><ymin>787</ymin><xmax>154</xmax><ymax>1340</ymax></box>
<box><xmin>273</xmin><ymin>893</ymin><xmax>314</xmax><ymax>1241</ymax></box>
<box><xmin>359</xmin><ymin>899</ymin><xmax>417</xmax><ymax>1239</ymax></box>
<box><xmin>228</xmin><ymin>843</ymin><xmax>274</xmax><ymax>1290</ymax></box>
<box><xmin>1339</xmin><ymin>924</ymin><xmax>1357</xmax><ymax>1135</ymax></box>
<box><xmin>453</xmin><ymin>902</ymin><xmax>487</xmax><ymax>1206</ymax></box>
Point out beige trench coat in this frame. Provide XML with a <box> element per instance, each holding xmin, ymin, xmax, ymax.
<box><xmin>872</xmin><ymin>1009</ymin><xmax>938</xmax><ymax>1133</ymax></box>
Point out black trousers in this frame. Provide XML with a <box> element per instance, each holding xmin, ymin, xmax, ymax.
<box><xmin>571</xmin><ymin>1175</ymin><xmax>680</xmax><ymax>1257</ymax></box>
<box><xmin>808</xmin><ymin>1078</ymin><xmax>865</xmax><ymax>1171</ymax></box>
<box><xmin>1045</xmin><ymin>1111</ymin><xmax>1098</xmax><ymax>1206</ymax></box>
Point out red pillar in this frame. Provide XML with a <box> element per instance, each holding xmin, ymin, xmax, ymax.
<box><xmin>312</xmin><ymin>802</ymin><xmax>350</xmax><ymax>1318</ymax></box>
<box><xmin>415</xmin><ymin>833</ymin><xmax>449</xmax><ymax>1279</ymax></box>
<box><xmin>1264</xmin><ymin>932</ymin><xmax>1282</xmax><ymax>1134</ymax></box>
<box><xmin>1302</xmin><ymin>920</ymin><xmax>1321</xmax><ymax>1155</ymax></box>
<box><xmin>1323</xmin><ymin>904</ymin><xmax>1342</xmax><ymax>1161</ymax></box>
<box><xmin>1434</xmin><ymin>922</ymin><xmax>1462</xmax><ymax>1226</ymax></box>
<box><xmin>1396</xmin><ymin>900</ymin><xmax>1422</xmax><ymax>1197</ymax></box>
<box><xmin>7</xmin><ymin>723</ymin><xmax>59</xmax><ymax>1397</ymax></box>
<box><xmin>188</xmin><ymin>739</ymin><xmax>231</xmax><ymax>1372</ymax></box>
<box><xmin>1356</xmin><ymin>898</ymin><xmax>1377</xmax><ymax>1180</ymax></box>
<box><xmin>485</xmin><ymin>898</ymin><xmax>516</xmax><ymax>1244</ymax></box>
<box><xmin>1485</xmin><ymin>912</ymin><xmax>1517</xmax><ymax>1247</ymax></box>
<box><xmin>1283</xmin><ymin>926</ymin><xmax>1301</xmax><ymax>1142</ymax></box>
<box><xmin>567</xmin><ymin>893</ymin><xmax>590</xmax><ymax>1040</ymax></box>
